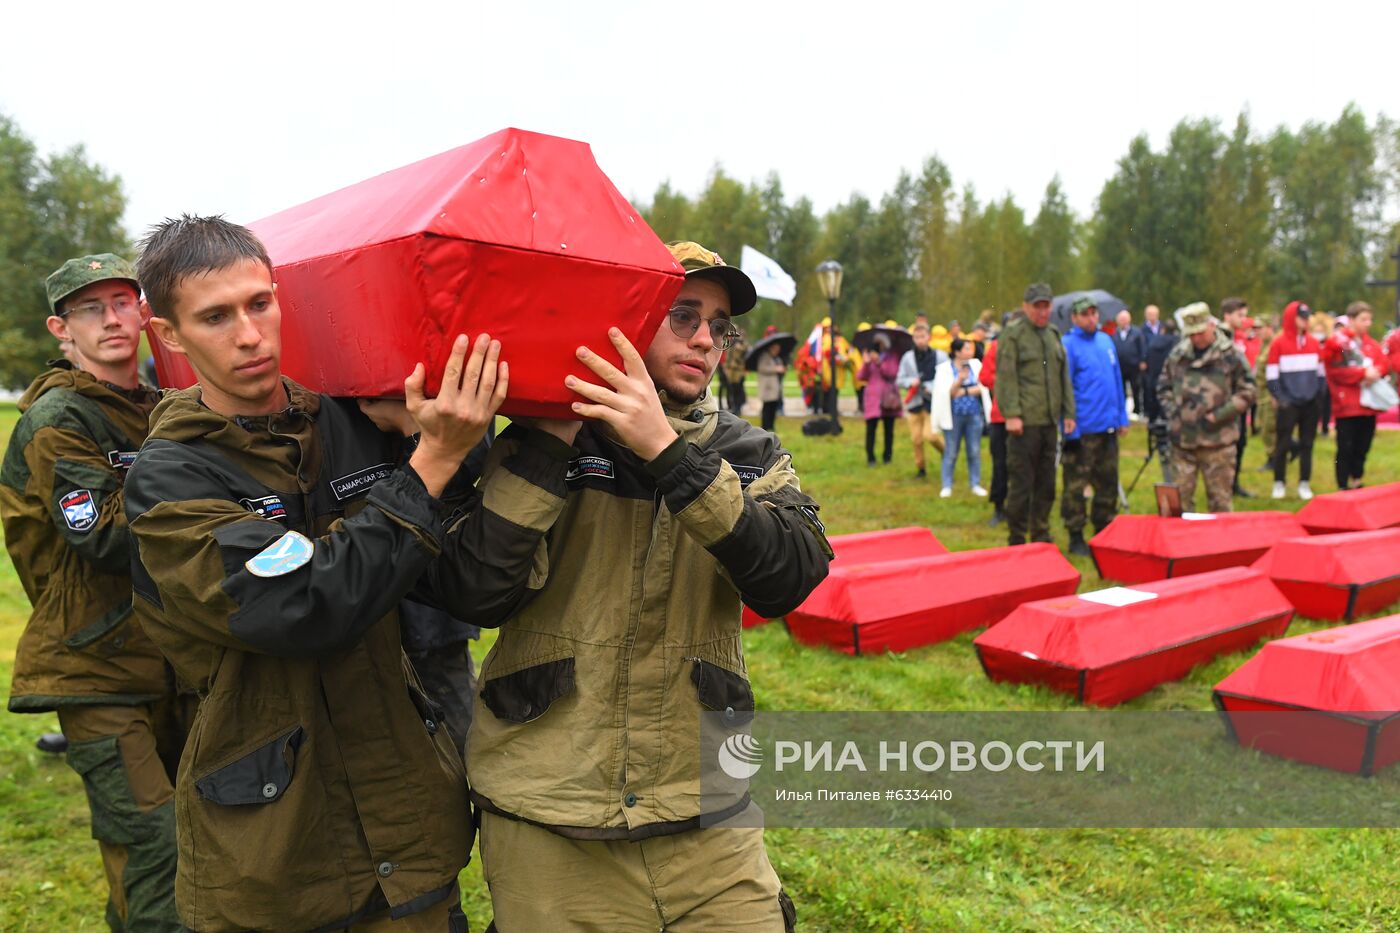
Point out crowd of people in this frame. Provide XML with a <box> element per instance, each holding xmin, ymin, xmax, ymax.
<box><xmin>719</xmin><ymin>285</ymin><xmax>1399</xmax><ymax>556</ymax></box>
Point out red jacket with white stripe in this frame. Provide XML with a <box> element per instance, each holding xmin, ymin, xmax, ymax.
<box><xmin>1265</xmin><ymin>301</ymin><xmax>1325</xmax><ymax>407</ymax></box>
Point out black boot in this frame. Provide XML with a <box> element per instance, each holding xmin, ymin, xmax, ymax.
<box><xmin>36</xmin><ymin>732</ymin><xmax>67</xmax><ymax>754</ymax></box>
<box><xmin>1233</xmin><ymin>483</ymin><xmax>1253</xmax><ymax>498</ymax></box>
<box><xmin>1067</xmin><ymin>533</ymin><xmax>1092</xmax><ymax>557</ymax></box>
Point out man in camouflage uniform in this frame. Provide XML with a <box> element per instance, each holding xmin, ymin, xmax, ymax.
<box><xmin>994</xmin><ymin>282</ymin><xmax>1075</xmax><ymax>545</ymax></box>
<box><xmin>1155</xmin><ymin>303</ymin><xmax>1256</xmax><ymax>513</ymax></box>
<box><xmin>1</xmin><ymin>255</ymin><xmax>189</xmax><ymax>931</ymax></box>
<box><xmin>721</xmin><ymin>332</ymin><xmax>749</xmax><ymax>414</ymax></box>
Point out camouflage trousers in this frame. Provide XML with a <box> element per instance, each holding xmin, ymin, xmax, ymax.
<box><xmin>1060</xmin><ymin>431</ymin><xmax>1119</xmax><ymax>536</ymax></box>
<box><xmin>1256</xmin><ymin>397</ymin><xmax>1276</xmax><ymax>465</ymax></box>
<box><xmin>1172</xmin><ymin>443</ymin><xmax>1237</xmax><ymax>513</ymax></box>
<box><xmin>56</xmin><ymin>696</ymin><xmax>195</xmax><ymax>933</ymax></box>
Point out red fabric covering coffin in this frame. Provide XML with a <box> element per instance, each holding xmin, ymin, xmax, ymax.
<box><xmin>742</xmin><ymin>527</ymin><xmax>947</xmax><ymax>628</ymax></box>
<box><xmin>975</xmin><ymin>567</ymin><xmax>1293</xmax><ymax>706</ymax></box>
<box><xmin>1214</xmin><ymin>614</ymin><xmax>1400</xmax><ymax>775</ymax></box>
<box><xmin>1251</xmin><ymin>529</ymin><xmax>1400</xmax><ymax>620</ymax></box>
<box><xmin>782</xmin><ymin>543</ymin><xmax>1079</xmax><ymax>654</ymax></box>
<box><xmin>1089</xmin><ymin>512</ymin><xmax>1306</xmax><ymax>583</ymax></box>
<box><xmin>1295</xmin><ymin>482</ymin><xmax>1400</xmax><ymax>536</ymax></box>
<box><xmin>149</xmin><ymin>129</ymin><xmax>683</xmax><ymax>418</ymax></box>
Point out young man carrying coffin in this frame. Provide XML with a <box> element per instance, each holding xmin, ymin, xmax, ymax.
<box><xmin>451</xmin><ymin>241</ymin><xmax>831</xmax><ymax>931</ymax></box>
<box><xmin>124</xmin><ymin>215</ymin><xmax>504</xmax><ymax>932</ymax></box>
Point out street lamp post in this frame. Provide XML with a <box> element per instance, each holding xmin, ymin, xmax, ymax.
<box><xmin>1365</xmin><ymin>241</ymin><xmax>1400</xmax><ymax>329</ymax></box>
<box><xmin>816</xmin><ymin>260</ymin><xmax>844</xmax><ymax>428</ymax></box>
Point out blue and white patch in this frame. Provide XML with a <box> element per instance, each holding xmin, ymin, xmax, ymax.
<box><xmin>107</xmin><ymin>450</ymin><xmax>140</xmax><ymax>470</ymax></box>
<box><xmin>565</xmin><ymin>455</ymin><xmax>614</xmax><ymax>482</ymax></box>
<box><xmin>59</xmin><ymin>489</ymin><xmax>98</xmax><ymax>533</ymax></box>
<box><xmin>330</xmin><ymin>463</ymin><xmax>393</xmax><ymax>501</ymax></box>
<box><xmin>244</xmin><ymin>530</ymin><xmax>314</xmax><ymax>578</ymax></box>
<box><xmin>239</xmin><ymin>495</ymin><xmax>287</xmax><ymax>522</ymax></box>
<box><xmin>731</xmin><ymin>464</ymin><xmax>764</xmax><ymax>488</ymax></box>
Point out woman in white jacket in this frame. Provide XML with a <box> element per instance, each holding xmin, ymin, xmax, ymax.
<box><xmin>932</xmin><ymin>338</ymin><xmax>992</xmax><ymax>498</ymax></box>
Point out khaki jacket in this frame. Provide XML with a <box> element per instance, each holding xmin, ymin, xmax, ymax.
<box><xmin>457</xmin><ymin>392</ymin><xmax>831</xmax><ymax>839</ymax></box>
<box><xmin>124</xmin><ymin>381</ymin><xmax>472</xmax><ymax>932</ymax></box>
<box><xmin>1</xmin><ymin>364</ymin><xmax>172</xmax><ymax>710</ymax></box>
<box><xmin>993</xmin><ymin>316</ymin><xmax>1075</xmax><ymax>426</ymax></box>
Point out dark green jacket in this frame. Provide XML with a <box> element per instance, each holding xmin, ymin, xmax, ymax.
<box><xmin>993</xmin><ymin>316</ymin><xmax>1075</xmax><ymax>426</ymax></box>
<box><xmin>456</xmin><ymin>392</ymin><xmax>831</xmax><ymax>839</ymax></box>
<box><xmin>1155</xmin><ymin>331</ymin><xmax>1256</xmax><ymax>450</ymax></box>
<box><xmin>1</xmin><ymin>363</ymin><xmax>172</xmax><ymax>711</ymax></box>
<box><xmin>124</xmin><ymin>380</ymin><xmax>473</xmax><ymax>933</ymax></box>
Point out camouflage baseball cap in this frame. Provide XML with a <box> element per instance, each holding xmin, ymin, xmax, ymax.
<box><xmin>1177</xmin><ymin>302</ymin><xmax>1215</xmax><ymax>336</ymax></box>
<box><xmin>46</xmin><ymin>254</ymin><xmax>139</xmax><ymax>314</ymax></box>
<box><xmin>666</xmin><ymin>241</ymin><xmax>757</xmax><ymax>315</ymax></box>
<box><xmin>1071</xmin><ymin>296</ymin><xmax>1099</xmax><ymax>314</ymax></box>
<box><xmin>1024</xmin><ymin>282</ymin><xmax>1053</xmax><ymax>303</ymax></box>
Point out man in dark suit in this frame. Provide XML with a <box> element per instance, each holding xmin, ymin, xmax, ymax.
<box><xmin>1113</xmin><ymin>309</ymin><xmax>1147</xmax><ymax>421</ymax></box>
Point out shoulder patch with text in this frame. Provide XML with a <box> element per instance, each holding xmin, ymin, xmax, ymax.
<box><xmin>59</xmin><ymin>489</ymin><xmax>98</xmax><ymax>532</ymax></box>
<box><xmin>565</xmin><ymin>456</ymin><xmax>615</xmax><ymax>482</ymax></box>
<box><xmin>730</xmin><ymin>464</ymin><xmax>764</xmax><ymax>488</ymax></box>
<box><xmin>245</xmin><ymin>530</ymin><xmax>314</xmax><ymax>578</ymax></box>
<box><xmin>239</xmin><ymin>495</ymin><xmax>287</xmax><ymax>522</ymax></box>
<box><xmin>330</xmin><ymin>463</ymin><xmax>393</xmax><ymax>501</ymax></box>
<box><xmin>106</xmin><ymin>451</ymin><xmax>139</xmax><ymax>470</ymax></box>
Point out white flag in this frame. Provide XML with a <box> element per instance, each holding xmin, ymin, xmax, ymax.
<box><xmin>740</xmin><ymin>245</ymin><xmax>797</xmax><ymax>306</ymax></box>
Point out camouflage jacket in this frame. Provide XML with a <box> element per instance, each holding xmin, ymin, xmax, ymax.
<box><xmin>1</xmin><ymin>363</ymin><xmax>173</xmax><ymax>711</ymax></box>
<box><xmin>1155</xmin><ymin>332</ymin><xmax>1256</xmax><ymax>449</ymax></box>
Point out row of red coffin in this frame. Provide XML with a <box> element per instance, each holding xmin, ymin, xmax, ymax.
<box><xmin>742</xmin><ymin>512</ymin><xmax>1400</xmax><ymax>774</ymax></box>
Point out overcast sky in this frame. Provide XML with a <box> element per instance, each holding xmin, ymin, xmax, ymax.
<box><xmin>4</xmin><ymin>0</ymin><xmax>1395</xmax><ymax>244</ymax></box>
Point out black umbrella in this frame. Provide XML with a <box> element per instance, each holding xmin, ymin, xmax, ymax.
<box><xmin>851</xmin><ymin>324</ymin><xmax>914</xmax><ymax>357</ymax></box>
<box><xmin>1050</xmin><ymin>289</ymin><xmax>1127</xmax><ymax>334</ymax></box>
<box><xmin>745</xmin><ymin>332</ymin><xmax>797</xmax><ymax>371</ymax></box>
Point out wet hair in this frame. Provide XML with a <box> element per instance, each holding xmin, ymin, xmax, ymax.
<box><xmin>1220</xmin><ymin>297</ymin><xmax>1248</xmax><ymax>316</ymax></box>
<box><xmin>138</xmin><ymin>214</ymin><xmax>272</xmax><ymax>320</ymax></box>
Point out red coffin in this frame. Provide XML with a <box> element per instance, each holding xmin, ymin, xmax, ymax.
<box><xmin>1252</xmin><ymin>529</ymin><xmax>1400</xmax><ymax>620</ymax></box>
<box><xmin>783</xmin><ymin>543</ymin><xmax>1079</xmax><ymax>654</ymax></box>
<box><xmin>1214</xmin><ymin>614</ymin><xmax>1400</xmax><ymax>775</ymax></box>
<box><xmin>149</xmin><ymin>128</ymin><xmax>683</xmax><ymax>418</ymax></box>
<box><xmin>1089</xmin><ymin>511</ymin><xmax>1306</xmax><ymax>583</ymax></box>
<box><xmin>1295</xmin><ymin>482</ymin><xmax>1400</xmax><ymax>536</ymax></box>
<box><xmin>975</xmin><ymin>567</ymin><xmax>1294</xmax><ymax>706</ymax></box>
<box><xmin>742</xmin><ymin>526</ymin><xmax>947</xmax><ymax>628</ymax></box>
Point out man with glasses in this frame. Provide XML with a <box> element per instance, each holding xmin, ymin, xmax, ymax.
<box><xmin>456</xmin><ymin>241</ymin><xmax>830</xmax><ymax>931</ymax></box>
<box><xmin>1</xmin><ymin>254</ymin><xmax>188</xmax><ymax>930</ymax></box>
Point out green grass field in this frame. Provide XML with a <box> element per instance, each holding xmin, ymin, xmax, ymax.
<box><xmin>2</xmin><ymin>401</ymin><xmax>1398</xmax><ymax>931</ymax></box>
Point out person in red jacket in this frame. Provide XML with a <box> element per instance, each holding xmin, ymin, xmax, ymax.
<box><xmin>1322</xmin><ymin>301</ymin><xmax>1390</xmax><ymax>490</ymax></box>
<box><xmin>1265</xmin><ymin>301</ymin><xmax>1324</xmax><ymax>500</ymax></box>
<box><xmin>1384</xmin><ymin>325</ymin><xmax>1400</xmax><ymax>387</ymax></box>
<box><xmin>979</xmin><ymin>312</ymin><xmax>1014</xmax><ymax>527</ymax></box>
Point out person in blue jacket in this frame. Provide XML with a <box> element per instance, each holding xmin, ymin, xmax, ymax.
<box><xmin>1061</xmin><ymin>297</ymin><xmax>1128</xmax><ymax>556</ymax></box>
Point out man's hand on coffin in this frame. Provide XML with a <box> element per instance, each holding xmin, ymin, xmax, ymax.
<box><xmin>406</xmin><ymin>333</ymin><xmax>509</xmax><ymax>496</ymax></box>
<box><xmin>568</xmin><ymin>328</ymin><xmax>679</xmax><ymax>462</ymax></box>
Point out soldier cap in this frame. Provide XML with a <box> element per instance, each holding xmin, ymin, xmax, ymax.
<box><xmin>46</xmin><ymin>254</ymin><xmax>140</xmax><ymax>315</ymax></box>
<box><xmin>1177</xmin><ymin>302</ymin><xmax>1215</xmax><ymax>336</ymax></box>
<box><xmin>666</xmin><ymin>241</ymin><xmax>756</xmax><ymax>315</ymax></box>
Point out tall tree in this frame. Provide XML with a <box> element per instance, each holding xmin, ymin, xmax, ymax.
<box><xmin>1030</xmin><ymin>175</ymin><xmax>1080</xmax><ymax>291</ymax></box>
<box><xmin>1205</xmin><ymin>113</ymin><xmax>1272</xmax><ymax>307</ymax></box>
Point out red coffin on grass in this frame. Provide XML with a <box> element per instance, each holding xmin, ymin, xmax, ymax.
<box><xmin>975</xmin><ymin>567</ymin><xmax>1294</xmax><ymax>706</ymax></box>
<box><xmin>1089</xmin><ymin>511</ymin><xmax>1306</xmax><ymax>583</ymax></box>
<box><xmin>148</xmin><ymin>128</ymin><xmax>684</xmax><ymax>418</ymax></box>
<box><xmin>1252</xmin><ymin>529</ymin><xmax>1400</xmax><ymax>620</ymax></box>
<box><xmin>1294</xmin><ymin>482</ymin><xmax>1400</xmax><ymax>536</ymax></box>
<box><xmin>782</xmin><ymin>542</ymin><xmax>1079</xmax><ymax>654</ymax></box>
<box><xmin>741</xmin><ymin>526</ymin><xmax>947</xmax><ymax>628</ymax></box>
<box><xmin>1214</xmin><ymin>614</ymin><xmax>1400</xmax><ymax>776</ymax></box>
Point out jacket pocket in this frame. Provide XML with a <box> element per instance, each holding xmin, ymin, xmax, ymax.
<box><xmin>690</xmin><ymin>658</ymin><xmax>755</xmax><ymax>724</ymax></box>
<box><xmin>480</xmin><ymin>657</ymin><xmax>575</xmax><ymax>724</ymax></box>
<box><xmin>63</xmin><ymin>600</ymin><xmax>133</xmax><ymax>651</ymax></box>
<box><xmin>194</xmin><ymin>726</ymin><xmax>304</xmax><ymax>805</ymax></box>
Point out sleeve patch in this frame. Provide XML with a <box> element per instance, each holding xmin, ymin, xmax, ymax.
<box><xmin>730</xmin><ymin>464</ymin><xmax>763</xmax><ymax>488</ymax></box>
<box><xmin>244</xmin><ymin>530</ymin><xmax>315</xmax><ymax>578</ymax></box>
<box><xmin>59</xmin><ymin>489</ymin><xmax>98</xmax><ymax>532</ymax></box>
